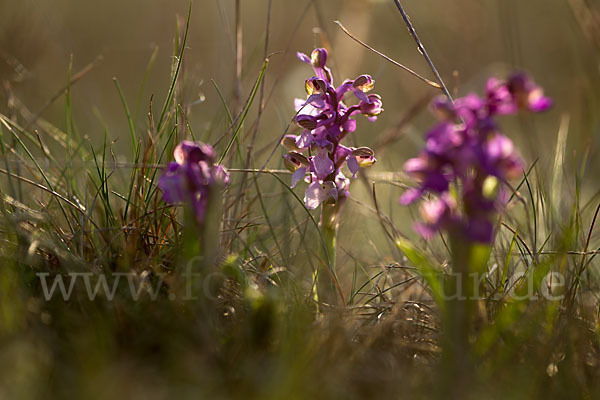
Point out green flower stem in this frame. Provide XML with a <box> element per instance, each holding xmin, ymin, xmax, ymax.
<box><xmin>317</xmin><ymin>200</ymin><xmax>343</xmax><ymax>307</ymax></box>
<box><xmin>441</xmin><ymin>234</ymin><xmax>491</xmax><ymax>395</ymax></box>
<box><xmin>182</xmin><ymin>186</ymin><xmax>225</xmax><ymax>274</ymax></box>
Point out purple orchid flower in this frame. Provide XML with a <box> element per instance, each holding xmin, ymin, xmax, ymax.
<box><xmin>158</xmin><ymin>141</ymin><xmax>230</xmax><ymax>224</ymax></box>
<box><xmin>283</xmin><ymin>48</ymin><xmax>383</xmax><ymax>209</ymax></box>
<box><xmin>401</xmin><ymin>72</ymin><xmax>551</xmax><ymax>243</ymax></box>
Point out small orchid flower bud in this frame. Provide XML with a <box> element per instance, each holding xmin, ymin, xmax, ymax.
<box><xmin>359</xmin><ymin>94</ymin><xmax>383</xmax><ymax>116</ymax></box>
<box><xmin>310</xmin><ymin>48</ymin><xmax>327</xmax><ymax>68</ymax></box>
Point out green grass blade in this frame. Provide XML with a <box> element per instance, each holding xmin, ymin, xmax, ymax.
<box><xmin>218</xmin><ymin>59</ymin><xmax>268</xmax><ymax>164</ymax></box>
<box><xmin>156</xmin><ymin>3</ymin><xmax>192</xmax><ymax>132</ymax></box>
<box><xmin>113</xmin><ymin>77</ymin><xmax>137</xmax><ymax>152</ymax></box>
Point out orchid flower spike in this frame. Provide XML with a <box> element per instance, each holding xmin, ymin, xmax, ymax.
<box><xmin>284</xmin><ymin>48</ymin><xmax>384</xmax><ymax>209</ymax></box>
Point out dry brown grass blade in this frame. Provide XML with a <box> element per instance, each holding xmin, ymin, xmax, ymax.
<box><xmin>334</xmin><ymin>20</ymin><xmax>441</xmax><ymax>89</ymax></box>
<box><xmin>0</xmin><ymin>167</ymin><xmax>94</xmax><ymax>224</ymax></box>
<box><xmin>568</xmin><ymin>0</ymin><xmax>600</xmax><ymax>55</ymax></box>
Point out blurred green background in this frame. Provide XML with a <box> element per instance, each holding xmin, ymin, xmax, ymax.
<box><xmin>2</xmin><ymin>0</ymin><xmax>599</xmax><ymax>279</ymax></box>
<box><xmin>2</xmin><ymin>0</ymin><xmax>597</xmax><ymax>155</ymax></box>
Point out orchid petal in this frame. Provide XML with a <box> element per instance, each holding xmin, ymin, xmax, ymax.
<box><xmin>311</xmin><ymin>150</ymin><xmax>334</xmax><ymax>180</ymax></box>
<box><xmin>304</xmin><ymin>181</ymin><xmax>324</xmax><ymax>209</ymax></box>
<box><xmin>295</xmin><ymin>130</ymin><xmax>313</xmax><ymax>149</ymax></box>
<box><xmin>296</xmin><ymin>52</ymin><xmax>311</xmax><ymax>64</ymax></box>
<box><xmin>291</xmin><ymin>167</ymin><xmax>307</xmax><ymax>188</ymax></box>
<box><xmin>399</xmin><ymin>188</ymin><xmax>423</xmax><ymax>205</ymax></box>
<box><xmin>347</xmin><ymin>156</ymin><xmax>359</xmax><ymax>178</ymax></box>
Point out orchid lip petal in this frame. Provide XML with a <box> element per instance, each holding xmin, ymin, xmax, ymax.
<box><xmin>403</xmin><ymin>157</ymin><xmax>427</xmax><ymax>176</ymax></box>
<box><xmin>295</xmin><ymin>130</ymin><xmax>313</xmax><ymax>149</ymax></box>
<box><xmin>304</xmin><ymin>181</ymin><xmax>324</xmax><ymax>209</ymax></box>
<box><xmin>158</xmin><ymin>164</ymin><xmax>185</xmax><ymax>204</ymax></box>
<box><xmin>311</xmin><ymin>150</ymin><xmax>334</xmax><ymax>180</ymax></box>
<box><xmin>353</xmin><ymin>89</ymin><xmax>369</xmax><ymax>103</ymax></box>
<box><xmin>399</xmin><ymin>188</ymin><xmax>423</xmax><ymax>205</ymax></box>
<box><xmin>342</xmin><ymin>118</ymin><xmax>356</xmax><ymax>133</ymax></box>
<box><xmin>296</xmin><ymin>52</ymin><xmax>311</xmax><ymax>64</ymax></box>
<box><xmin>291</xmin><ymin>167</ymin><xmax>307</xmax><ymax>188</ymax></box>
<box><xmin>347</xmin><ymin>156</ymin><xmax>359</xmax><ymax>178</ymax></box>
<box><xmin>334</xmin><ymin>145</ymin><xmax>352</xmax><ymax>164</ymax></box>
<box><xmin>420</xmin><ymin>198</ymin><xmax>447</xmax><ymax>224</ymax></box>
<box><xmin>414</xmin><ymin>222</ymin><xmax>437</xmax><ymax>239</ymax></box>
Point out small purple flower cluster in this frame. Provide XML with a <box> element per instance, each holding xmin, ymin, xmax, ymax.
<box><xmin>159</xmin><ymin>141</ymin><xmax>230</xmax><ymax>224</ymax></box>
<box><xmin>282</xmin><ymin>48</ymin><xmax>383</xmax><ymax>209</ymax></box>
<box><xmin>401</xmin><ymin>72</ymin><xmax>552</xmax><ymax>243</ymax></box>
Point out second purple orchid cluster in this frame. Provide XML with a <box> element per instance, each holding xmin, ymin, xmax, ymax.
<box><xmin>400</xmin><ymin>72</ymin><xmax>552</xmax><ymax>243</ymax></box>
<box><xmin>281</xmin><ymin>48</ymin><xmax>383</xmax><ymax>209</ymax></box>
<box><xmin>158</xmin><ymin>141</ymin><xmax>230</xmax><ymax>224</ymax></box>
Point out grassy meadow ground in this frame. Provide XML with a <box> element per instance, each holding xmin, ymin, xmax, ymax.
<box><xmin>1</xmin><ymin>0</ymin><xmax>600</xmax><ymax>398</ymax></box>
